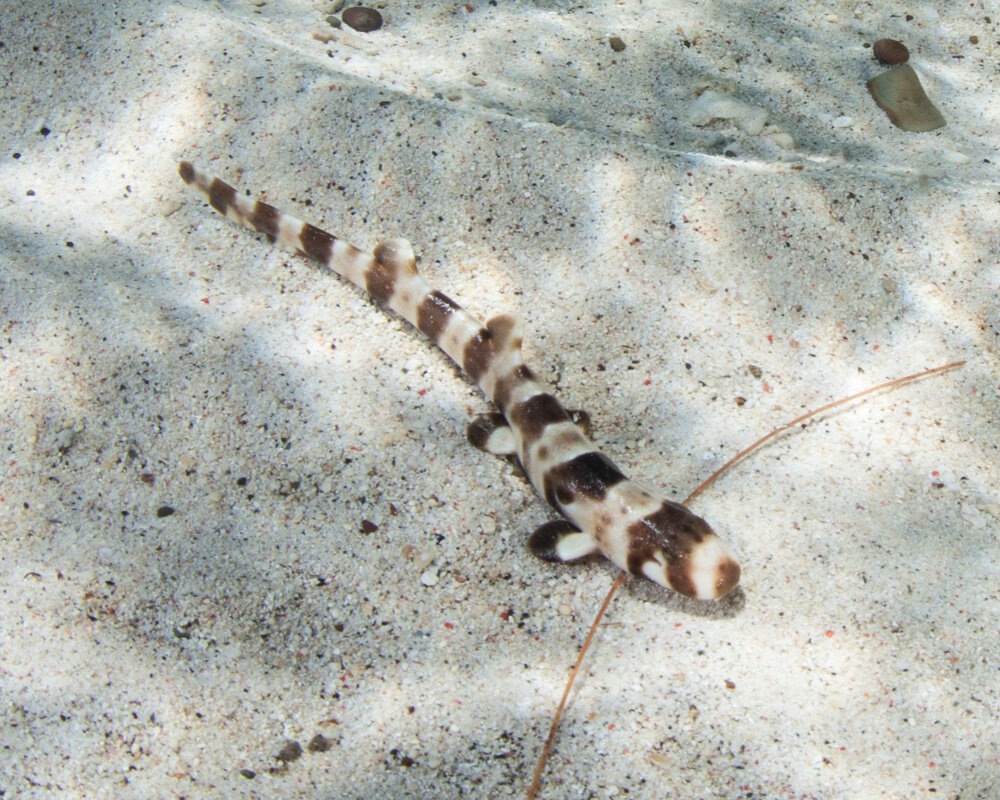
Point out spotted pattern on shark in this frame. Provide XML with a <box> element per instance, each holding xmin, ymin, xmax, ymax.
<box><xmin>178</xmin><ymin>161</ymin><xmax>740</xmax><ymax>600</ymax></box>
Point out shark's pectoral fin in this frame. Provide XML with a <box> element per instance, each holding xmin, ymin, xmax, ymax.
<box><xmin>528</xmin><ymin>519</ymin><xmax>599</xmax><ymax>563</ymax></box>
<box><xmin>467</xmin><ymin>413</ymin><xmax>517</xmax><ymax>456</ymax></box>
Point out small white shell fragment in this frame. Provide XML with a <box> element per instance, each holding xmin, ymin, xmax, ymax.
<box><xmin>54</xmin><ymin>426</ymin><xmax>76</xmax><ymax>450</ymax></box>
<box><xmin>942</xmin><ymin>150</ymin><xmax>970</xmax><ymax>164</ymax></box>
<box><xmin>832</xmin><ymin>115</ymin><xmax>853</xmax><ymax>128</ymax></box>
<box><xmin>688</xmin><ymin>90</ymin><xmax>768</xmax><ymax>135</ymax></box>
<box><xmin>420</xmin><ymin>567</ymin><xmax>439</xmax><ymax>586</ymax></box>
<box><xmin>769</xmin><ymin>131</ymin><xmax>795</xmax><ymax>149</ymax></box>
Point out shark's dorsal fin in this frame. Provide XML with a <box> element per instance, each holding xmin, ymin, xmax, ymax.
<box><xmin>485</xmin><ymin>313</ymin><xmax>523</xmax><ymax>355</ymax></box>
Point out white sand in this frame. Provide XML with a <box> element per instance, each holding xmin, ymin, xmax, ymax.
<box><xmin>2</xmin><ymin>1</ymin><xmax>999</xmax><ymax>797</ymax></box>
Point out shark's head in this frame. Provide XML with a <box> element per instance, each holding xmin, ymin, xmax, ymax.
<box><xmin>627</xmin><ymin>501</ymin><xmax>740</xmax><ymax>600</ymax></box>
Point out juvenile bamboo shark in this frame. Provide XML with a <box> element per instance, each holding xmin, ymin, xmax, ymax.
<box><xmin>179</xmin><ymin>161</ymin><xmax>740</xmax><ymax>600</ymax></box>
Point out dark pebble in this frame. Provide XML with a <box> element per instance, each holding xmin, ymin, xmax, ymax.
<box><xmin>873</xmin><ymin>38</ymin><xmax>909</xmax><ymax>65</ymax></box>
<box><xmin>156</xmin><ymin>505</ymin><xmax>175</xmax><ymax>518</ymax></box>
<box><xmin>276</xmin><ymin>740</ymin><xmax>303</xmax><ymax>763</ymax></box>
<box><xmin>342</xmin><ymin>7</ymin><xmax>383</xmax><ymax>32</ymax></box>
<box><xmin>390</xmin><ymin>749</ymin><xmax>416</xmax><ymax>767</ymax></box>
<box><xmin>608</xmin><ymin>35</ymin><xmax>626</xmax><ymax>52</ymax></box>
<box><xmin>239</xmin><ymin>768</ymin><xmax>256</xmax><ymax>779</ymax></box>
<box><xmin>308</xmin><ymin>733</ymin><xmax>332</xmax><ymax>752</ymax></box>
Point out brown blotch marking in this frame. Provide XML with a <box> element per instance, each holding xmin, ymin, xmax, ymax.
<box><xmin>365</xmin><ymin>254</ymin><xmax>396</xmax><ymax>303</ymax></box>
<box><xmin>463</xmin><ymin>327</ymin><xmax>494</xmax><ymax>382</ymax></box>
<box><xmin>527</xmin><ymin>425</ymin><xmax>590</xmax><ymax>479</ymax></box>
<box><xmin>249</xmin><ymin>200</ymin><xmax>281</xmax><ymax>240</ymax></box>
<box><xmin>593</xmin><ymin>510</ymin><xmax>614</xmax><ymax>539</ymax></box>
<box><xmin>418</xmin><ymin>290</ymin><xmax>460</xmax><ymax>341</ymax></box>
<box><xmin>510</xmin><ymin>393</ymin><xmax>570</xmax><ymax>443</ymax></box>
<box><xmin>493</xmin><ymin>365</ymin><xmax>537</xmax><ymax>413</ymax></box>
<box><xmin>665</xmin><ymin>559</ymin><xmax>697</xmax><ymax>599</ymax></box>
<box><xmin>178</xmin><ymin>161</ymin><xmax>195</xmax><ymax>184</ymax></box>
<box><xmin>298</xmin><ymin>222</ymin><xmax>335</xmax><ymax>264</ymax></box>
<box><xmin>207</xmin><ymin>177</ymin><xmax>238</xmax><ymax>218</ymax></box>
<box><xmin>714</xmin><ymin>557</ymin><xmax>741</xmax><ymax>597</ymax></box>
<box><xmin>542</xmin><ymin>451</ymin><xmax>625</xmax><ymax>510</ymax></box>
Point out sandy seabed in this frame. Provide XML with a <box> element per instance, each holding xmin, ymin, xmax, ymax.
<box><xmin>1</xmin><ymin>1</ymin><xmax>999</xmax><ymax>797</ymax></box>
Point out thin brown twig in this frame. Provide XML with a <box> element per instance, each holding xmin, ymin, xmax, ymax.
<box><xmin>526</xmin><ymin>570</ymin><xmax>628</xmax><ymax>800</ymax></box>
<box><xmin>527</xmin><ymin>359</ymin><xmax>965</xmax><ymax>797</ymax></box>
<box><xmin>684</xmin><ymin>360</ymin><xmax>966</xmax><ymax>505</ymax></box>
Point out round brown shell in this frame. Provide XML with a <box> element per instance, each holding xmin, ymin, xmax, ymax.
<box><xmin>342</xmin><ymin>6</ymin><xmax>383</xmax><ymax>32</ymax></box>
<box><xmin>873</xmin><ymin>38</ymin><xmax>909</xmax><ymax>65</ymax></box>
